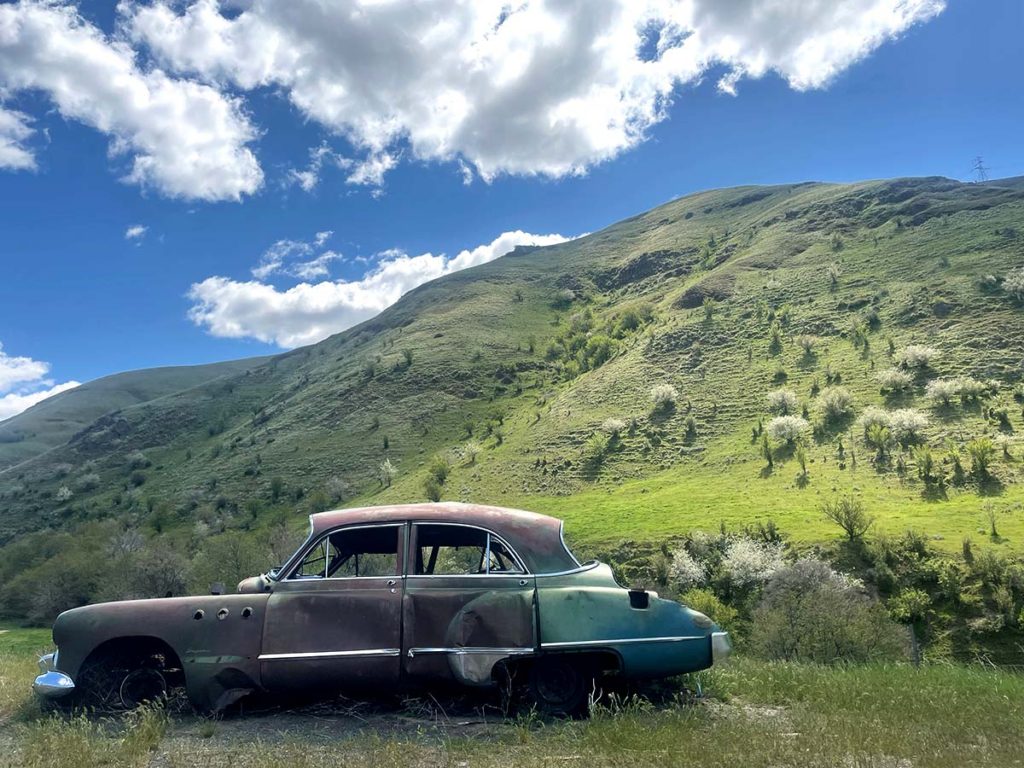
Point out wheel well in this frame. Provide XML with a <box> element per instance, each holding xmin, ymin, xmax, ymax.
<box><xmin>81</xmin><ymin>636</ymin><xmax>183</xmax><ymax>673</ymax></box>
<box><xmin>494</xmin><ymin>650</ymin><xmax>621</xmax><ymax>685</ymax></box>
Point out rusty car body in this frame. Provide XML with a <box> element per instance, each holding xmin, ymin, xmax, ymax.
<box><xmin>33</xmin><ymin>502</ymin><xmax>730</xmax><ymax>714</ymax></box>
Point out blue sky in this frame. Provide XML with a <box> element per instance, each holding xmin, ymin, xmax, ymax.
<box><xmin>0</xmin><ymin>0</ymin><xmax>1021</xmax><ymax>419</ymax></box>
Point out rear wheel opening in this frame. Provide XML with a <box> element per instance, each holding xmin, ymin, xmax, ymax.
<box><xmin>529</xmin><ymin>656</ymin><xmax>591</xmax><ymax>717</ymax></box>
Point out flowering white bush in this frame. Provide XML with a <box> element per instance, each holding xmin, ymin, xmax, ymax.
<box><xmin>668</xmin><ymin>546</ymin><xmax>707</xmax><ymax>591</ymax></box>
<box><xmin>766</xmin><ymin>389</ymin><xmax>799</xmax><ymax>415</ymax></box>
<box><xmin>767</xmin><ymin>415</ymin><xmax>809</xmax><ymax>444</ymax></box>
<box><xmin>721</xmin><ymin>537</ymin><xmax>786</xmax><ymax>590</ymax></box>
<box><xmin>650</xmin><ymin>383</ymin><xmax>679</xmax><ymax>410</ymax></box>
<box><xmin>926</xmin><ymin>378</ymin><xmax>959</xmax><ymax>406</ymax></box>
<box><xmin>857</xmin><ymin>406</ymin><xmax>891</xmax><ymax>438</ymax></box>
<box><xmin>819</xmin><ymin>386</ymin><xmax>854</xmax><ymax>420</ymax></box>
<box><xmin>55</xmin><ymin>485</ymin><xmax>73</xmax><ymax>503</ymax></box>
<box><xmin>953</xmin><ymin>376</ymin><xmax>987</xmax><ymax>401</ymax></box>
<box><xmin>1004</xmin><ymin>267</ymin><xmax>1024</xmax><ymax>300</ymax></box>
<box><xmin>888</xmin><ymin>409</ymin><xmax>929</xmax><ymax>443</ymax></box>
<box><xmin>601</xmin><ymin>418</ymin><xmax>626</xmax><ymax>436</ymax></box>
<box><xmin>875</xmin><ymin>367</ymin><xmax>914</xmax><ymax>392</ymax></box>
<box><xmin>897</xmin><ymin>344</ymin><xmax>939</xmax><ymax>369</ymax></box>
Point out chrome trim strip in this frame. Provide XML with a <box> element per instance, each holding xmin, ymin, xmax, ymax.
<box><xmin>407</xmin><ymin>646</ymin><xmax>534</xmax><ymax>658</ymax></box>
<box><xmin>258</xmin><ymin>648</ymin><xmax>401</xmax><ymax>660</ymax></box>
<box><xmin>535</xmin><ymin>560</ymin><xmax>602</xmax><ymax>578</ymax></box>
<box><xmin>541</xmin><ymin>635</ymin><xmax>704</xmax><ymax>649</ymax></box>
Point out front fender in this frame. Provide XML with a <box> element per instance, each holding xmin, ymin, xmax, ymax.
<box><xmin>53</xmin><ymin>593</ymin><xmax>270</xmax><ymax>710</ymax></box>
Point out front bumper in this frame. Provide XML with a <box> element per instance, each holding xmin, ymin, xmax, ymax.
<box><xmin>711</xmin><ymin>631</ymin><xmax>732</xmax><ymax>665</ymax></box>
<box><xmin>33</xmin><ymin>652</ymin><xmax>75</xmax><ymax>698</ymax></box>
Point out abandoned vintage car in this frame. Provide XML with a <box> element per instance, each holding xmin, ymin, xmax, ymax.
<box><xmin>34</xmin><ymin>502</ymin><xmax>730</xmax><ymax>714</ymax></box>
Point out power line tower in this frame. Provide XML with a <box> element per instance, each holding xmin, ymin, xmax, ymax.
<box><xmin>971</xmin><ymin>156</ymin><xmax>989</xmax><ymax>183</ymax></box>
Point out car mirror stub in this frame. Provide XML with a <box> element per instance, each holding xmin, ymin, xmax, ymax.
<box><xmin>628</xmin><ymin>588</ymin><xmax>649</xmax><ymax>610</ymax></box>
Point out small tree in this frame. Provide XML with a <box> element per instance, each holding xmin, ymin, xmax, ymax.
<box><xmin>760</xmin><ymin>432</ymin><xmax>774</xmax><ymax>468</ymax></box>
<box><xmin>462</xmin><ymin>440</ymin><xmax>481</xmax><ymax>465</ymax></box>
<box><xmin>888</xmin><ymin>408</ymin><xmax>929</xmax><ymax>444</ymax></box>
<box><xmin>926</xmin><ymin>379</ymin><xmax>958</xmax><ymax>407</ymax></box>
<box><xmin>422</xmin><ymin>476</ymin><xmax>442</xmax><ymax>502</ymax></box>
<box><xmin>601</xmin><ymin>417</ymin><xmax>626</xmax><ymax>437</ymax></box>
<box><xmin>912</xmin><ymin>445</ymin><xmax>938</xmax><ymax>485</ymax></box>
<box><xmin>401</xmin><ymin>348</ymin><xmax>414</xmax><ymax>368</ymax></box>
<box><xmin>795</xmin><ymin>445</ymin><xmax>808</xmax><ymax>478</ymax></box>
<box><xmin>702</xmin><ymin>296</ymin><xmax>716</xmax><ymax>320</ymax></box>
<box><xmin>270</xmin><ymin>476</ymin><xmax>284</xmax><ymax>502</ymax></box>
<box><xmin>821</xmin><ymin>496</ymin><xmax>874</xmax><ymax>542</ymax></box>
<box><xmin>378</xmin><ymin>458</ymin><xmax>397</xmax><ymax>488</ymax></box>
<box><xmin>795</xmin><ymin>334</ymin><xmax>819</xmax><ymax>357</ymax></box>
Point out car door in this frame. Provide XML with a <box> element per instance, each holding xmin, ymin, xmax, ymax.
<box><xmin>260</xmin><ymin>523</ymin><xmax>405</xmax><ymax>693</ymax></box>
<box><xmin>402</xmin><ymin>522</ymin><xmax>536</xmax><ymax>686</ymax></box>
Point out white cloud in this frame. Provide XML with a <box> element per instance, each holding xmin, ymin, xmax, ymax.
<box><xmin>251</xmin><ymin>230</ymin><xmax>339</xmax><ymax>280</ymax></box>
<box><xmin>0</xmin><ymin>381</ymin><xmax>81</xmax><ymax>422</ymax></box>
<box><xmin>285</xmin><ymin>143</ymin><xmax>352</xmax><ymax>192</ymax></box>
<box><xmin>125</xmin><ymin>224</ymin><xmax>148</xmax><ymax>240</ymax></box>
<box><xmin>127</xmin><ymin>0</ymin><xmax>945</xmax><ymax>185</ymax></box>
<box><xmin>0</xmin><ymin>343</ymin><xmax>80</xmax><ymax>422</ymax></box>
<box><xmin>0</xmin><ymin>105</ymin><xmax>35</xmax><ymax>170</ymax></box>
<box><xmin>0</xmin><ymin>1</ymin><xmax>262</xmax><ymax>201</ymax></box>
<box><xmin>188</xmin><ymin>230</ymin><xmax>573</xmax><ymax>348</ymax></box>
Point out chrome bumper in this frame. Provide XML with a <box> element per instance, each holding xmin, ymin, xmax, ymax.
<box><xmin>33</xmin><ymin>652</ymin><xmax>75</xmax><ymax>698</ymax></box>
<box><xmin>711</xmin><ymin>631</ymin><xmax>732</xmax><ymax>665</ymax></box>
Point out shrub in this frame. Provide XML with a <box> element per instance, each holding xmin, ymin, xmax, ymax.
<box><xmin>954</xmin><ymin>376</ymin><xmax>988</xmax><ymax>402</ymax></box>
<box><xmin>749</xmin><ymin>559</ymin><xmax>906</xmax><ymax>663</ymax></box>
<box><xmin>325</xmin><ymin>476</ymin><xmax>349</xmax><ymax>503</ymax></box>
<box><xmin>681</xmin><ymin>588</ymin><xmax>738</xmax><ymax>631</ymax></box>
<box><xmin>926</xmin><ymin>378</ymin><xmax>959</xmax><ymax>406</ymax></box>
<box><xmin>888</xmin><ymin>588</ymin><xmax>932</xmax><ymax>622</ymax></box>
<box><xmin>794</xmin><ymin>334</ymin><xmax>820</xmax><ymax>356</ymax></box>
<box><xmin>1004</xmin><ymin>266</ymin><xmax>1024</xmax><ymax>300</ymax></box>
<box><xmin>190</xmin><ymin>532</ymin><xmax>271</xmax><ymax>594</ymax></box>
<box><xmin>601</xmin><ymin>418</ymin><xmax>626</xmax><ymax>437</ymax></box>
<box><xmin>875</xmin><ymin>367</ymin><xmax>914</xmax><ymax>392</ymax></box>
<box><xmin>427</xmin><ymin>454</ymin><xmax>450</xmax><ymax>485</ymax></box>
<box><xmin>912</xmin><ymin>445</ymin><xmax>939</xmax><ymax>484</ymax></box>
<box><xmin>888</xmin><ymin>408</ymin><xmax>929</xmax><ymax>443</ymax></box>
<box><xmin>896</xmin><ymin>344</ymin><xmax>938</xmax><ymax>369</ymax></box>
<box><xmin>857</xmin><ymin>406</ymin><xmax>891</xmax><ymax>438</ymax></box>
<box><xmin>422</xmin><ymin>476</ymin><xmax>442</xmax><ymax>502</ymax></box>
<box><xmin>967</xmin><ymin>437</ymin><xmax>996</xmax><ymax>479</ymax></box>
<box><xmin>125</xmin><ymin>450</ymin><xmax>151</xmax><ymax>470</ymax></box>
<box><xmin>583</xmin><ymin>432</ymin><xmax>611</xmax><ymax>468</ymax></box>
<box><xmin>76</xmin><ymin>473</ymin><xmax>101</xmax><ymax>492</ymax></box>
<box><xmin>766</xmin><ymin>389</ymin><xmax>798</xmax><ymax>415</ymax></box>
<box><xmin>767</xmin><ymin>415</ymin><xmax>809</xmax><ymax>445</ymax></box>
<box><xmin>650</xmin><ymin>383</ymin><xmax>679</xmax><ymax>411</ymax></box>
<box><xmin>667</xmin><ymin>546</ymin><xmax>706</xmax><ymax>592</ymax></box>
<box><xmin>720</xmin><ymin>537</ymin><xmax>786</xmax><ymax>591</ymax></box>
<box><xmin>55</xmin><ymin>485</ymin><xmax>74</xmax><ymax>503</ymax></box>
<box><xmin>821</xmin><ymin>496</ymin><xmax>873</xmax><ymax>541</ymax></box>
<box><xmin>819</xmin><ymin>386</ymin><xmax>854</xmax><ymax>421</ymax></box>
<box><xmin>865</xmin><ymin>423</ymin><xmax>892</xmax><ymax>460</ymax></box>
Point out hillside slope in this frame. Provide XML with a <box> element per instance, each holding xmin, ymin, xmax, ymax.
<box><xmin>0</xmin><ymin>358</ymin><xmax>268</xmax><ymax>472</ymax></box>
<box><xmin>2</xmin><ymin>176</ymin><xmax>1023</xmax><ymax>556</ymax></box>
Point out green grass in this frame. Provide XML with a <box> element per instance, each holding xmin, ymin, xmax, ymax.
<box><xmin>0</xmin><ymin>627</ymin><xmax>1020</xmax><ymax>768</ymax></box>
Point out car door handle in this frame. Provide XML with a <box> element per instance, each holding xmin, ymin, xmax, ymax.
<box><xmin>387</xmin><ymin>579</ymin><xmax>397</xmax><ymax>592</ymax></box>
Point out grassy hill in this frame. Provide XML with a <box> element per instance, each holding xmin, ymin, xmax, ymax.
<box><xmin>0</xmin><ymin>358</ymin><xmax>268</xmax><ymax>472</ymax></box>
<box><xmin>1</xmin><ymin>176</ymin><xmax>1023</xmax><ymax>650</ymax></box>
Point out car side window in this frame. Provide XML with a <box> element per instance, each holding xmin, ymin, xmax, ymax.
<box><xmin>414</xmin><ymin>524</ymin><xmax>525</xmax><ymax>575</ymax></box>
<box><xmin>290</xmin><ymin>525</ymin><xmax>400</xmax><ymax>579</ymax></box>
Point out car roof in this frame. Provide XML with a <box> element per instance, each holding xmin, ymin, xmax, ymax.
<box><xmin>308</xmin><ymin>502</ymin><xmax>579</xmax><ymax>574</ymax></box>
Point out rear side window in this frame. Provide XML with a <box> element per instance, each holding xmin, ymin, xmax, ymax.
<box><xmin>289</xmin><ymin>525</ymin><xmax>400</xmax><ymax>579</ymax></box>
<box><xmin>413</xmin><ymin>524</ymin><xmax>525</xmax><ymax>575</ymax></box>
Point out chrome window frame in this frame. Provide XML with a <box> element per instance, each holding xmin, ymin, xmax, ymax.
<box><xmin>281</xmin><ymin>522</ymin><xmax>406</xmax><ymax>582</ymax></box>
<box><xmin>406</xmin><ymin>521</ymin><xmax>529</xmax><ymax>578</ymax></box>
